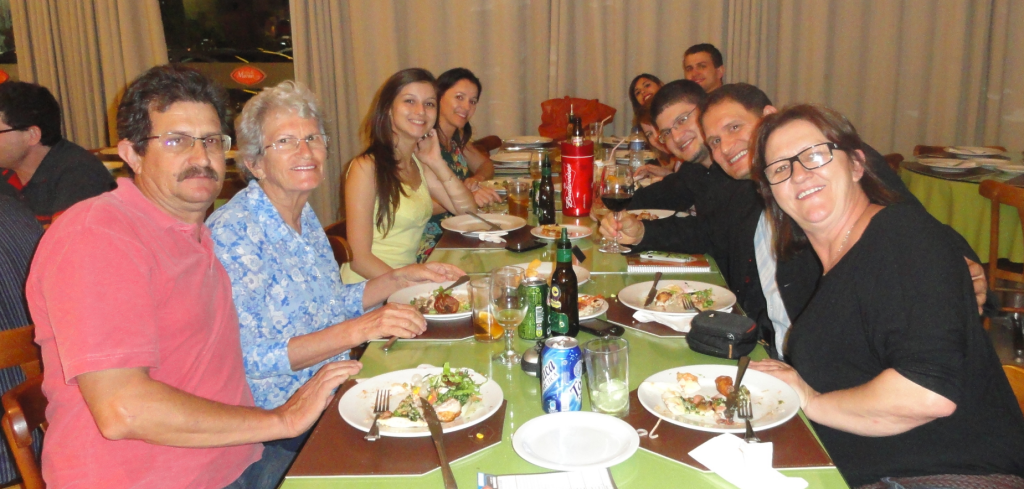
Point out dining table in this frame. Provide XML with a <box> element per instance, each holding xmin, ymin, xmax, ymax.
<box><xmin>281</xmin><ymin>210</ymin><xmax>847</xmax><ymax>488</ymax></box>
<box><xmin>900</xmin><ymin>154</ymin><xmax>1024</xmax><ymax>262</ymax></box>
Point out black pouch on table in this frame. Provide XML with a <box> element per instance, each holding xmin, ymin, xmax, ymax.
<box><xmin>687</xmin><ymin>310</ymin><xmax>757</xmax><ymax>359</ymax></box>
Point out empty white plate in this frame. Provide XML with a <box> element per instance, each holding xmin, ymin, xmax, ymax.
<box><xmin>512</xmin><ymin>411</ymin><xmax>639</xmax><ymax>471</ymax></box>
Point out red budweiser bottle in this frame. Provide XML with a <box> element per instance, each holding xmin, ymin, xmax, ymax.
<box><xmin>560</xmin><ymin>116</ymin><xmax>593</xmax><ymax>216</ymax></box>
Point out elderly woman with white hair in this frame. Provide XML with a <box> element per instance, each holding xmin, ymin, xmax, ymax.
<box><xmin>207</xmin><ymin>81</ymin><xmax>463</xmax><ymax>460</ymax></box>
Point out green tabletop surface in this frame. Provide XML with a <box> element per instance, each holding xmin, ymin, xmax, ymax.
<box><xmin>283</xmin><ymin>211</ymin><xmax>848</xmax><ymax>488</ymax></box>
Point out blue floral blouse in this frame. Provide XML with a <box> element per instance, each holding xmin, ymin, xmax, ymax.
<box><xmin>207</xmin><ymin>181</ymin><xmax>366</xmax><ymax>409</ymax></box>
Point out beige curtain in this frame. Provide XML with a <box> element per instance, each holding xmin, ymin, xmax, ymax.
<box><xmin>291</xmin><ymin>0</ymin><xmax>1024</xmax><ymax>221</ymax></box>
<box><xmin>10</xmin><ymin>0</ymin><xmax>168</xmax><ymax>149</ymax></box>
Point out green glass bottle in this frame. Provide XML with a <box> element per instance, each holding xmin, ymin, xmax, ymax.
<box><xmin>537</xmin><ymin>153</ymin><xmax>556</xmax><ymax>225</ymax></box>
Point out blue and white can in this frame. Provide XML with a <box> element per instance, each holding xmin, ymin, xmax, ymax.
<box><xmin>540</xmin><ymin>336</ymin><xmax>583</xmax><ymax>413</ymax></box>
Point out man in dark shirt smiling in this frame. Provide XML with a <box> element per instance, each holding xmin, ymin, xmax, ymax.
<box><xmin>0</xmin><ymin>82</ymin><xmax>113</xmax><ymax>227</ymax></box>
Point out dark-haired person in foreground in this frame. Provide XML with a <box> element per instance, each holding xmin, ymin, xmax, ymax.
<box><xmin>750</xmin><ymin>104</ymin><xmax>1024</xmax><ymax>488</ymax></box>
<box><xmin>27</xmin><ymin>65</ymin><xmax>359</xmax><ymax>488</ymax></box>
<box><xmin>683</xmin><ymin>43</ymin><xmax>724</xmax><ymax>92</ymax></box>
<box><xmin>0</xmin><ymin>81</ymin><xmax>113</xmax><ymax>227</ymax></box>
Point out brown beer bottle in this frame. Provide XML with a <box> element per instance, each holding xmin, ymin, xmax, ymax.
<box><xmin>537</xmin><ymin>153</ymin><xmax>557</xmax><ymax>225</ymax></box>
<box><xmin>547</xmin><ymin>227</ymin><xmax>579</xmax><ymax>337</ymax></box>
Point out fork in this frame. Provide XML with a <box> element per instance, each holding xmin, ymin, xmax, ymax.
<box><xmin>365</xmin><ymin>389</ymin><xmax>390</xmax><ymax>441</ymax></box>
<box><xmin>680</xmin><ymin>293</ymin><xmax>696</xmax><ymax>312</ymax></box>
<box><xmin>738</xmin><ymin>397</ymin><xmax>759</xmax><ymax>443</ymax></box>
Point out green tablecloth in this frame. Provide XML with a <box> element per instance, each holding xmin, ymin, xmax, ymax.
<box><xmin>282</xmin><ymin>216</ymin><xmax>848</xmax><ymax>488</ymax></box>
<box><xmin>901</xmin><ymin>165</ymin><xmax>1023</xmax><ymax>262</ymax></box>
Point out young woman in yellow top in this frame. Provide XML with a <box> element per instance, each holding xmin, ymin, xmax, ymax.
<box><xmin>342</xmin><ymin>68</ymin><xmax>476</xmax><ymax>284</ymax></box>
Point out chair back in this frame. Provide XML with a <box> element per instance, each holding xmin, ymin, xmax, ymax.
<box><xmin>323</xmin><ymin>220</ymin><xmax>352</xmax><ymax>265</ymax></box>
<box><xmin>914</xmin><ymin>144</ymin><xmax>1007</xmax><ymax>156</ymax></box>
<box><xmin>1002</xmin><ymin>364</ymin><xmax>1024</xmax><ymax>415</ymax></box>
<box><xmin>883</xmin><ymin>153</ymin><xmax>904</xmax><ymax>174</ymax></box>
<box><xmin>471</xmin><ymin>135</ymin><xmax>502</xmax><ymax>154</ymax></box>
<box><xmin>979</xmin><ymin>180</ymin><xmax>1024</xmax><ymax>291</ymax></box>
<box><xmin>0</xmin><ymin>325</ymin><xmax>41</xmax><ymax>378</ymax></box>
<box><xmin>2</xmin><ymin>375</ymin><xmax>46</xmax><ymax>489</ymax></box>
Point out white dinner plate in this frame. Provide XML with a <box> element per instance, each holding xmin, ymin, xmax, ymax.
<box><xmin>618</xmin><ymin>280</ymin><xmax>736</xmax><ymax>317</ymax></box>
<box><xmin>512</xmin><ymin>411</ymin><xmax>639</xmax><ymax>470</ymax></box>
<box><xmin>976</xmin><ymin>158</ymin><xmax>1010</xmax><ymax>169</ymax></box>
<box><xmin>627</xmin><ymin>209</ymin><xmax>675</xmax><ymax>220</ymax></box>
<box><xmin>339</xmin><ymin>367</ymin><xmax>503</xmax><ymax>437</ymax></box>
<box><xmin>441</xmin><ymin>213</ymin><xmax>527</xmax><ymax>235</ymax></box>
<box><xmin>513</xmin><ymin>261</ymin><xmax>590</xmax><ymax>285</ymax></box>
<box><xmin>613</xmin><ymin>149</ymin><xmax>657</xmax><ymax>162</ymax></box>
<box><xmin>638</xmin><ymin>365</ymin><xmax>800</xmax><ymax>433</ymax></box>
<box><xmin>503</xmin><ymin>136</ymin><xmax>553</xmax><ymax>147</ymax></box>
<box><xmin>997</xmin><ymin>162</ymin><xmax>1024</xmax><ymax>174</ymax></box>
<box><xmin>387</xmin><ymin>281</ymin><xmax>472</xmax><ymax>320</ymax></box>
<box><xmin>578</xmin><ymin>295</ymin><xmax>609</xmax><ymax>321</ymax></box>
<box><xmin>490</xmin><ymin>152</ymin><xmax>532</xmax><ymax>167</ymax></box>
<box><xmin>918</xmin><ymin>157</ymin><xmax>978</xmax><ymax>171</ymax></box>
<box><xmin>944</xmin><ymin>146</ymin><xmax>1003</xmax><ymax>156</ymax></box>
<box><xmin>532</xmin><ymin>224</ymin><xmax>592</xmax><ymax>241</ymax></box>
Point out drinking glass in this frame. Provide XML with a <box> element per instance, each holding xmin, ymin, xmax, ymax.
<box><xmin>471</xmin><ymin>277</ymin><xmax>502</xmax><ymax>342</ymax></box>
<box><xmin>584</xmin><ymin>337</ymin><xmax>630</xmax><ymax>417</ymax></box>
<box><xmin>599</xmin><ymin>165</ymin><xmax>635</xmax><ymax>253</ymax></box>
<box><xmin>507</xmin><ymin>179</ymin><xmax>531</xmax><ymax>219</ymax></box>
<box><xmin>490</xmin><ymin>266</ymin><xmax>528</xmax><ymax>365</ymax></box>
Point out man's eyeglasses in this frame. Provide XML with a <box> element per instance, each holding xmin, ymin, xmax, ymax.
<box><xmin>657</xmin><ymin>108</ymin><xmax>696</xmax><ymax>144</ymax></box>
<box><xmin>140</xmin><ymin>133</ymin><xmax>232</xmax><ymax>156</ymax></box>
<box><xmin>263</xmin><ymin>134</ymin><xmax>329</xmax><ymax>153</ymax></box>
<box><xmin>0</xmin><ymin>126</ymin><xmax>29</xmax><ymax>135</ymax></box>
<box><xmin>764</xmin><ymin>142</ymin><xmax>839</xmax><ymax>185</ymax></box>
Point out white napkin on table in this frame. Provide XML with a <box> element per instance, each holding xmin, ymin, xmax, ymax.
<box><xmin>476</xmin><ymin>231</ymin><xmax>508</xmax><ymax>243</ymax></box>
<box><xmin>689</xmin><ymin>434</ymin><xmax>808</xmax><ymax>489</ymax></box>
<box><xmin>632</xmin><ymin>310</ymin><xmax>694</xmax><ymax>332</ymax></box>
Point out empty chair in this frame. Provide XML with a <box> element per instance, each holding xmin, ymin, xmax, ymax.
<box><xmin>883</xmin><ymin>153</ymin><xmax>904</xmax><ymax>174</ymax></box>
<box><xmin>979</xmin><ymin>180</ymin><xmax>1024</xmax><ymax>329</ymax></box>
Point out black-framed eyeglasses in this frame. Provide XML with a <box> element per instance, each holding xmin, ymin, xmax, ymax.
<box><xmin>139</xmin><ymin>132</ymin><xmax>232</xmax><ymax>156</ymax></box>
<box><xmin>263</xmin><ymin>134</ymin><xmax>329</xmax><ymax>153</ymax></box>
<box><xmin>0</xmin><ymin>126</ymin><xmax>29</xmax><ymax>135</ymax></box>
<box><xmin>657</xmin><ymin>108</ymin><xmax>696</xmax><ymax>144</ymax></box>
<box><xmin>764</xmin><ymin>142</ymin><xmax>840</xmax><ymax>185</ymax></box>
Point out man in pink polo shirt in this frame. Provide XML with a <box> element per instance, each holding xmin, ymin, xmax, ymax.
<box><xmin>26</xmin><ymin>65</ymin><xmax>361</xmax><ymax>488</ymax></box>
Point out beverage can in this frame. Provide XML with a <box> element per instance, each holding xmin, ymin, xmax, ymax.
<box><xmin>517</xmin><ymin>278</ymin><xmax>548</xmax><ymax>340</ymax></box>
<box><xmin>540</xmin><ymin>336</ymin><xmax>583</xmax><ymax>413</ymax></box>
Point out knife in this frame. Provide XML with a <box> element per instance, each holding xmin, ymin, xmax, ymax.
<box><xmin>726</xmin><ymin>356</ymin><xmax>750</xmax><ymax>423</ymax></box>
<box><xmin>643</xmin><ymin>272</ymin><xmax>663</xmax><ymax>307</ymax></box>
<box><xmin>419</xmin><ymin>397</ymin><xmax>458</xmax><ymax>489</ymax></box>
<box><xmin>467</xmin><ymin>211</ymin><xmax>502</xmax><ymax>231</ymax></box>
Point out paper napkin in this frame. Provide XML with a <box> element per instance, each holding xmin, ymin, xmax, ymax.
<box><xmin>633</xmin><ymin>310</ymin><xmax>694</xmax><ymax>332</ymax></box>
<box><xmin>689</xmin><ymin>434</ymin><xmax>808</xmax><ymax>489</ymax></box>
<box><xmin>476</xmin><ymin>231</ymin><xmax>508</xmax><ymax>243</ymax></box>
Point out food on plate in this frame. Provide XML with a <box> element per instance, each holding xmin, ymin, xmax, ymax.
<box><xmin>525</xmin><ymin>259</ymin><xmax>543</xmax><ymax>278</ymax></box>
<box><xmin>658</xmin><ymin>372</ymin><xmax>751</xmax><ymax>424</ymax></box>
<box><xmin>410</xmin><ymin>286</ymin><xmax>470</xmax><ymax>315</ymax></box>
<box><xmin>645</xmin><ymin>284</ymin><xmax>716</xmax><ymax>312</ymax></box>
<box><xmin>676</xmin><ymin>372</ymin><xmax>701</xmax><ymax>394</ymax></box>
<box><xmin>633</xmin><ymin>210</ymin><xmax>659</xmax><ymax>221</ymax></box>
<box><xmin>379</xmin><ymin>363</ymin><xmax>484</xmax><ymax>427</ymax></box>
<box><xmin>578</xmin><ymin>294</ymin><xmax>606</xmax><ymax>316</ymax></box>
<box><xmin>715</xmin><ymin>375</ymin><xmax>734</xmax><ymax>396</ymax></box>
<box><xmin>538</xmin><ymin>224</ymin><xmax>564</xmax><ymax>238</ymax></box>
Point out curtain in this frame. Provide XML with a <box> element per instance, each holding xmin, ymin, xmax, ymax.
<box><xmin>291</xmin><ymin>0</ymin><xmax>1024</xmax><ymax>221</ymax></box>
<box><xmin>9</xmin><ymin>0</ymin><xmax>168</xmax><ymax>149</ymax></box>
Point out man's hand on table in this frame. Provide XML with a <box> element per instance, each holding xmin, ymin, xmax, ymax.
<box><xmin>599</xmin><ymin>211</ymin><xmax>644</xmax><ymax>245</ymax></box>
<box><xmin>965</xmin><ymin>257</ymin><xmax>986</xmax><ymax>315</ymax></box>
<box><xmin>276</xmin><ymin>360</ymin><xmax>363</xmax><ymax>437</ymax></box>
<box><xmin>750</xmin><ymin>359</ymin><xmax>818</xmax><ymax>411</ymax></box>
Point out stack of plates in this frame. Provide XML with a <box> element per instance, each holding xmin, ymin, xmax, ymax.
<box><xmin>502</xmin><ymin>136</ymin><xmax>554</xmax><ymax>151</ymax></box>
<box><xmin>917</xmin><ymin>157</ymin><xmax>978</xmax><ymax>172</ymax></box>
<box><xmin>491</xmin><ymin>151</ymin><xmax>532</xmax><ymax>177</ymax></box>
<box><xmin>944</xmin><ymin>146</ymin><xmax>1004</xmax><ymax>157</ymax></box>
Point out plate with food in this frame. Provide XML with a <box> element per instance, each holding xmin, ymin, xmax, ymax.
<box><xmin>917</xmin><ymin>157</ymin><xmax>978</xmax><ymax>171</ymax></box>
<box><xmin>618</xmin><ymin>280</ymin><xmax>735</xmax><ymax>316</ymax></box>
<box><xmin>388</xmin><ymin>281</ymin><xmax>472</xmax><ymax>320</ymax></box>
<box><xmin>514</xmin><ymin>259</ymin><xmax>590</xmax><ymax>285</ymax></box>
<box><xmin>531</xmin><ymin>224</ymin><xmax>592</xmax><ymax>241</ymax></box>
<box><xmin>512</xmin><ymin>411</ymin><xmax>639</xmax><ymax>471</ymax></box>
<box><xmin>627</xmin><ymin>209</ymin><xmax>674</xmax><ymax>221</ymax></box>
<box><xmin>637</xmin><ymin>364</ymin><xmax>800</xmax><ymax>433</ymax></box>
<box><xmin>339</xmin><ymin>364</ymin><xmax>504</xmax><ymax>437</ymax></box>
<box><xmin>944</xmin><ymin>146</ymin><xmax>1004</xmax><ymax>156</ymax></box>
<box><xmin>578</xmin><ymin>294</ymin><xmax>608</xmax><ymax>320</ymax></box>
<box><xmin>441</xmin><ymin>213</ymin><xmax>527</xmax><ymax>235</ymax></box>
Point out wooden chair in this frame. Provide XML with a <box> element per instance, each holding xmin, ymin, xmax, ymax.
<box><xmin>1003</xmin><ymin>364</ymin><xmax>1024</xmax><ymax>415</ymax></box>
<box><xmin>1</xmin><ymin>325</ymin><xmax>45</xmax><ymax>489</ymax></box>
<box><xmin>471</xmin><ymin>135</ymin><xmax>502</xmax><ymax>154</ymax></box>
<box><xmin>883</xmin><ymin>153</ymin><xmax>904</xmax><ymax>174</ymax></box>
<box><xmin>914</xmin><ymin>145</ymin><xmax>1007</xmax><ymax>156</ymax></box>
<box><xmin>323</xmin><ymin>219</ymin><xmax>352</xmax><ymax>265</ymax></box>
<box><xmin>979</xmin><ymin>180</ymin><xmax>1024</xmax><ymax>329</ymax></box>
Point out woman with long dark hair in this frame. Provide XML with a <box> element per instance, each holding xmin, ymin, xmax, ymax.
<box><xmin>628</xmin><ymin>73</ymin><xmax>663</xmax><ymax>114</ymax></box>
<box><xmin>342</xmin><ymin>68</ymin><xmax>476</xmax><ymax>283</ymax></box>
<box><xmin>417</xmin><ymin>67</ymin><xmax>501</xmax><ymax>261</ymax></box>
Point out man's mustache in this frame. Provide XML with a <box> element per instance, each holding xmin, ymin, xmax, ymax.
<box><xmin>177</xmin><ymin>165</ymin><xmax>220</xmax><ymax>182</ymax></box>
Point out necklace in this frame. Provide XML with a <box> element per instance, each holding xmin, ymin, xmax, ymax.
<box><xmin>829</xmin><ymin>228</ymin><xmax>853</xmax><ymax>270</ymax></box>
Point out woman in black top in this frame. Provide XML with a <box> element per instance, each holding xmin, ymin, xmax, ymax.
<box><xmin>748</xmin><ymin>104</ymin><xmax>1024</xmax><ymax>488</ymax></box>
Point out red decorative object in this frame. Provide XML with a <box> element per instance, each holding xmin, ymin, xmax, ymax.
<box><xmin>230</xmin><ymin>66</ymin><xmax>266</xmax><ymax>86</ymax></box>
<box><xmin>0</xmin><ymin>69</ymin><xmax>10</xmax><ymax>84</ymax></box>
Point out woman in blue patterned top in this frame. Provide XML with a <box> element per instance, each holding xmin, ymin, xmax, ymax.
<box><xmin>208</xmin><ymin>81</ymin><xmax>463</xmax><ymax>452</ymax></box>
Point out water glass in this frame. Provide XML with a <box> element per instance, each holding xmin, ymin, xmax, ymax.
<box><xmin>471</xmin><ymin>277</ymin><xmax>502</xmax><ymax>342</ymax></box>
<box><xmin>584</xmin><ymin>337</ymin><xmax>630</xmax><ymax>417</ymax></box>
<box><xmin>491</xmin><ymin>266</ymin><xmax>528</xmax><ymax>366</ymax></box>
